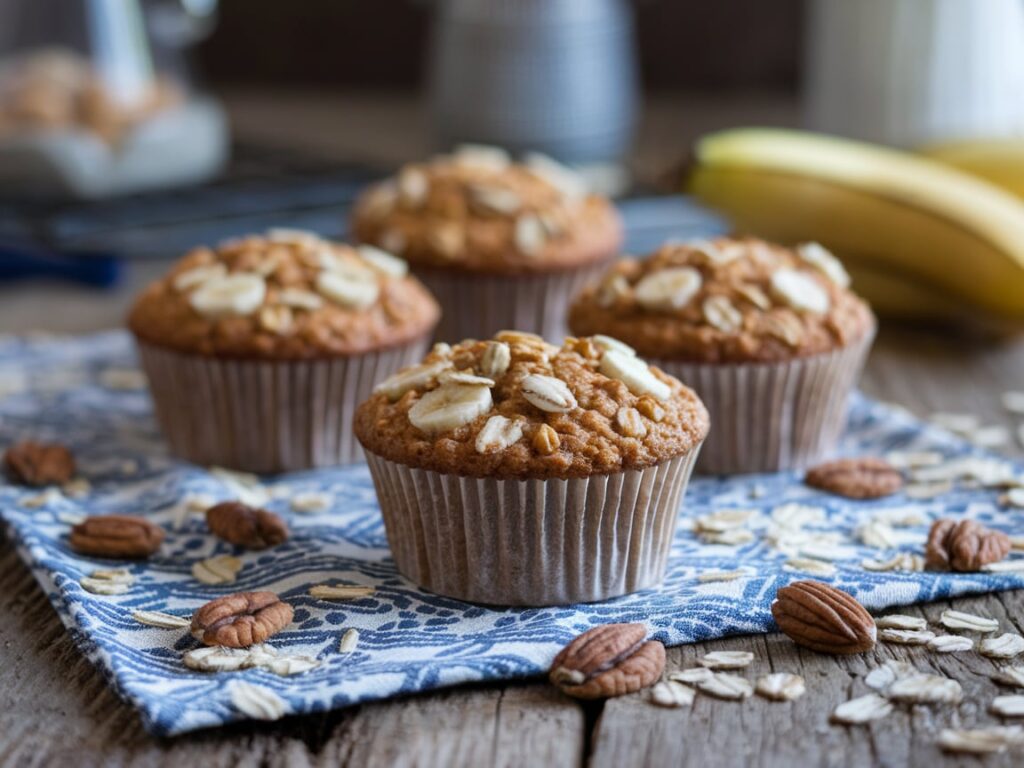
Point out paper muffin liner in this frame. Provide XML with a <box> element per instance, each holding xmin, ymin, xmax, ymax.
<box><xmin>655</xmin><ymin>330</ymin><xmax>875</xmax><ymax>475</ymax></box>
<box><xmin>415</xmin><ymin>261</ymin><xmax>611</xmax><ymax>343</ymax></box>
<box><xmin>363</xmin><ymin>447</ymin><xmax>701</xmax><ymax>606</ymax></box>
<box><xmin>136</xmin><ymin>338</ymin><xmax>428</xmax><ymax>473</ymax></box>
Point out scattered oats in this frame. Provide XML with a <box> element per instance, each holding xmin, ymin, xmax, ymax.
<box><xmin>480</xmin><ymin>341</ymin><xmax>512</xmax><ymax>378</ymax></box>
<box><xmin>290</xmin><ymin>492</ymin><xmax>331</xmax><ymax>513</ymax></box>
<box><xmin>860</xmin><ymin>553</ymin><xmax>926</xmax><ymax>572</ymax></box>
<box><xmin>375</xmin><ymin>360</ymin><xmax>452</xmax><ymax>401</ymax></box>
<box><xmin>309</xmin><ymin>584</ymin><xmax>376</xmax><ymax>601</ymax></box>
<box><xmin>832</xmin><ymin>694</ymin><xmax>893</xmax><ymax>724</ymax></box>
<box><xmin>879</xmin><ymin>628</ymin><xmax>936</xmax><ymax>645</ymax></box>
<box><xmin>888</xmin><ymin>673</ymin><xmax>963</xmax><ymax>704</ymax></box>
<box><xmin>21</xmin><ymin>488</ymin><xmax>62</xmax><ymax>508</ymax></box>
<box><xmin>700</xmin><ymin>529</ymin><xmax>756</xmax><ymax>546</ymax></box>
<box><xmin>928</xmin><ymin>635</ymin><xmax>975</xmax><ymax>653</ymax></box>
<box><xmin>99</xmin><ymin>368</ymin><xmax>148</xmax><ymax>390</ymax></box>
<box><xmin>856</xmin><ymin>520</ymin><xmax>898</xmax><ymax>549</ymax></box>
<box><xmin>514</xmin><ymin>214</ymin><xmax>546</xmax><ymax>256</ymax></box>
<box><xmin>981</xmin><ymin>634</ymin><xmax>1024</xmax><ymax>659</ymax></box>
<box><xmin>278</xmin><ymin>287</ymin><xmax>324</xmax><ymax>311</ymax></box>
<box><xmin>735</xmin><ymin>283</ymin><xmax>772</xmax><ymax>310</ymax></box>
<box><xmin>210</xmin><ymin>466</ymin><xmax>269</xmax><ymax>507</ymax></box>
<box><xmin>771</xmin><ymin>503</ymin><xmax>825</xmax><ymax>530</ymax></box>
<box><xmin>55</xmin><ymin>510</ymin><xmax>86</xmax><ymax>525</ymax></box>
<box><xmin>132</xmin><ymin>610</ymin><xmax>191</xmax><ymax>629</ymax></box>
<box><xmin>186</xmin><ymin>493</ymin><xmax>216</xmax><ymax>512</ymax></box>
<box><xmin>971</xmin><ymin>425</ymin><xmax>1011</xmax><ymax>448</ymax></box>
<box><xmin>797</xmin><ymin>242</ymin><xmax>850</xmax><ymax>287</ymax></box>
<box><xmin>695</xmin><ymin>508</ymin><xmax>756</xmax><ymax>533</ymax></box>
<box><xmin>756</xmin><ymin>673</ymin><xmax>806</xmax><ymax>701</ymax></box>
<box><xmin>799</xmin><ymin>542</ymin><xmax>859</xmax><ymax>562</ymax></box>
<box><xmin>885</xmin><ymin>450</ymin><xmax>944</xmax><ymax>470</ymax></box>
<box><xmin>650</xmin><ymin>680</ymin><xmax>696</xmax><ymax>708</ymax></box>
<box><xmin>1002</xmin><ymin>488</ymin><xmax>1024</xmax><ymax>509</ymax></box>
<box><xmin>80</xmin><ymin>568</ymin><xmax>134</xmax><ymax>595</ymax></box>
<box><xmin>453</xmin><ymin>144</ymin><xmax>510</xmax><ymax>172</ymax></box>
<box><xmin>700</xmin><ymin>651</ymin><xmax>753</xmax><ymax>670</ymax></box>
<box><xmin>669</xmin><ymin>667</ymin><xmax>715</xmax><ymax>684</ymax></box>
<box><xmin>262</xmin><ymin>656</ymin><xmax>321</xmax><ymax>677</ymax></box>
<box><xmin>702</xmin><ymin>295</ymin><xmax>743</xmax><ymax>334</ymax></box>
<box><xmin>783</xmin><ymin>558</ymin><xmax>836</xmax><ymax>577</ymax></box>
<box><xmin>995</xmin><ymin>696</ymin><xmax>1024</xmax><ymax>720</ymax></box>
<box><xmin>938</xmin><ymin>726</ymin><xmax>1024</xmax><ymax>754</ymax></box>
<box><xmin>871</xmin><ymin>507</ymin><xmax>929</xmax><ymax>527</ymax></box>
<box><xmin>904</xmin><ymin>481</ymin><xmax>953</xmax><ymax>500</ymax></box>
<box><xmin>475</xmin><ymin>414</ymin><xmax>524</xmax><ymax>453</ymax></box>
<box><xmin>520</xmin><ymin>374</ymin><xmax>577</xmax><ymax>413</ymax></box>
<box><xmin>875</xmin><ymin>614</ymin><xmax>927</xmax><ymax>631</ymax></box>
<box><xmin>940</xmin><ymin>609</ymin><xmax>999</xmax><ymax>633</ymax></box>
<box><xmin>192</xmin><ymin>554</ymin><xmax>243</xmax><ymax>585</ymax></box>
<box><xmin>339</xmin><ymin>628</ymin><xmax>360</xmax><ymax>654</ymax></box>
<box><xmin>982</xmin><ymin>559</ymin><xmax>1024</xmax><ymax>573</ymax></box>
<box><xmin>467</xmin><ymin>184</ymin><xmax>521</xmax><ymax>216</ymax></box>
<box><xmin>770</xmin><ymin>268</ymin><xmax>830</xmax><ymax>314</ymax></box>
<box><xmin>929</xmin><ymin>412</ymin><xmax>978</xmax><ymax>434</ymax></box>
<box><xmin>913</xmin><ymin>456</ymin><xmax>1016</xmax><ymax>486</ymax></box>
<box><xmin>61</xmin><ymin>478</ymin><xmax>91</xmax><ymax>498</ymax></box>
<box><xmin>523</xmin><ymin>152</ymin><xmax>587</xmax><ymax>200</ymax></box>
<box><xmin>228</xmin><ymin>681</ymin><xmax>287</xmax><ymax>721</ymax></box>
<box><xmin>694</xmin><ymin>672</ymin><xmax>753</xmax><ymax>700</ymax></box>
<box><xmin>864</xmin><ymin>660</ymin><xmax>918</xmax><ymax>693</ymax></box>
<box><xmin>184</xmin><ymin>645</ymin><xmax>254</xmax><ymax>672</ymax></box>
<box><xmin>439</xmin><ymin>370</ymin><xmax>496</xmax><ymax>387</ymax></box>
<box><xmin>993</xmin><ymin>667</ymin><xmax>1024</xmax><ymax>688</ymax></box>
<box><xmin>697</xmin><ymin>568</ymin><xmax>750</xmax><ymax>583</ymax></box>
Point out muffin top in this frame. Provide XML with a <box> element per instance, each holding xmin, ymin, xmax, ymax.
<box><xmin>568</xmin><ymin>237</ymin><xmax>875</xmax><ymax>364</ymax></box>
<box><xmin>128</xmin><ymin>230</ymin><xmax>440</xmax><ymax>358</ymax></box>
<box><xmin>355</xmin><ymin>331</ymin><xmax>709</xmax><ymax>480</ymax></box>
<box><xmin>349</xmin><ymin>145</ymin><xmax>623</xmax><ymax>275</ymax></box>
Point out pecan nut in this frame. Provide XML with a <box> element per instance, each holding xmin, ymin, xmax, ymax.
<box><xmin>549</xmin><ymin>623</ymin><xmax>665</xmax><ymax>700</ymax></box>
<box><xmin>926</xmin><ymin>519</ymin><xmax>1011</xmax><ymax>572</ymax></box>
<box><xmin>804</xmin><ymin>457</ymin><xmax>903</xmax><ymax>499</ymax></box>
<box><xmin>771</xmin><ymin>580</ymin><xmax>876</xmax><ymax>654</ymax></box>
<box><xmin>191</xmin><ymin>591</ymin><xmax>294</xmax><ymax>647</ymax></box>
<box><xmin>4</xmin><ymin>440</ymin><xmax>76</xmax><ymax>487</ymax></box>
<box><xmin>206</xmin><ymin>501</ymin><xmax>289</xmax><ymax>550</ymax></box>
<box><xmin>69</xmin><ymin>515</ymin><xmax>165</xmax><ymax>559</ymax></box>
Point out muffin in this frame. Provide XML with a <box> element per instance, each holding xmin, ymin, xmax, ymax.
<box><xmin>129</xmin><ymin>229</ymin><xmax>440</xmax><ymax>472</ymax></box>
<box><xmin>355</xmin><ymin>330</ymin><xmax>709</xmax><ymax>606</ymax></box>
<box><xmin>349</xmin><ymin>145</ymin><xmax>623</xmax><ymax>343</ymax></box>
<box><xmin>569</xmin><ymin>237</ymin><xmax>875</xmax><ymax>474</ymax></box>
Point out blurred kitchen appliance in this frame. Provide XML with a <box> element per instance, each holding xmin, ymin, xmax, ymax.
<box><xmin>804</xmin><ymin>0</ymin><xmax>1024</xmax><ymax>147</ymax></box>
<box><xmin>427</xmin><ymin>0</ymin><xmax>638</xmax><ymax>183</ymax></box>
<box><xmin>0</xmin><ymin>0</ymin><xmax>227</xmax><ymax>198</ymax></box>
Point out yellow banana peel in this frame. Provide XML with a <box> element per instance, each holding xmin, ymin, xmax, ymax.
<box><xmin>687</xmin><ymin>128</ymin><xmax>1024</xmax><ymax>328</ymax></box>
<box><xmin>919</xmin><ymin>138</ymin><xmax>1024</xmax><ymax>200</ymax></box>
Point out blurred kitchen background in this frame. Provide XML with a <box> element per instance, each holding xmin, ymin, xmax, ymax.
<box><xmin>2</xmin><ymin>0</ymin><xmax>1024</xmax><ymax>334</ymax></box>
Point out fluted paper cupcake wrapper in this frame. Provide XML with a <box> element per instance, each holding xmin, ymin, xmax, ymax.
<box><xmin>136</xmin><ymin>339</ymin><xmax>428</xmax><ymax>473</ymax></box>
<box><xmin>416</xmin><ymin>262</ymin><xmax>611</xmax><ymax>343</ymax></box>
<box><xmin>363</xmin><ymin>447</ymin><xmax>701</xmax><ymax>606</ymax></box>
<box><xmin>656</xmin><ymin>331</ymin><xmax>874</xmax><ymax>475</ymax></box>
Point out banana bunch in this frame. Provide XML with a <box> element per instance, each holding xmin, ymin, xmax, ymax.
<box><xmin>920</xmin><ymin>138</ymin><xmax>1024</xmax><ymax>201</ymax></box>
<box><xmin>686</xmin><ymin>128</ymin><xmax>1024</xmax><ymax>331</ymax></box>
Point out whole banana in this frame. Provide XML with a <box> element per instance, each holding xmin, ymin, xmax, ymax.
<box><xmin>686</xmin><ymin>128</ymin><xmax>1024</xmax><ymax>330</ymax></box>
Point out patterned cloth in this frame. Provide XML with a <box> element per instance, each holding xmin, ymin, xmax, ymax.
<box><xmin>1</xmin><ymin>332</ymin><xmax>1022</xmax><ymax>736</ymax></box>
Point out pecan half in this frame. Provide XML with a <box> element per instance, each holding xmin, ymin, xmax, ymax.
<box><xmin>206</xmin><ymin>501</ymin><xmax>289</xmax><ymax>550</ymax></box>
<box><xmin>4</xmin><ymin>440</ymin><xmax>76</xmax><ymax>487</ymax></box>
<box><xmin>926</xmin><ymin>519</ymin><xmax>1011</xmax><ymax>572</ymax></box>
<box><xmin>804</xmin><ymin>457</ymin><xmax>903</xmax><ymax>499</ymax></box>
<box><xmin>771</xmin><ymin>580</ymin><xmax>876</xmax><ymax>655</ymax></box>
<box><xmin>191</xmin><ymin>591</ymin><xmax>294</xmax><ymax>647</ymax></box>
<box><xmin>549</xmin><ymin>623</ymin><xmax>665</xmax><ymax>699</ymax></box>
<box><xmin>69</xmin><ymin>515</ymin><xmax>165</xmax><ymax>559</ymax></box>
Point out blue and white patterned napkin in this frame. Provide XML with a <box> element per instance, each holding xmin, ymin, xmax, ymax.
<box><xmin>1</xmin><ymin>331</ymin><xmax>1022</xmax><ymax>736</ymax></box>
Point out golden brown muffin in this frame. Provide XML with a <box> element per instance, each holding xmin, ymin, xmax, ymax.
<box><xmin>355</xmin><ymin>331</ymin><xmax>709</xmax><ymax>480</ymax></box>
<box><xmin>128</xmin><ymin>230</ymin><xmax>440</xmax><ymax>358</ymax></box>
<box><xmin>568</xmin><ymin>237</ymin><xmax>875</xmax><ymax>364</ymax></box>
<box><xmin>349</xmin><ymin>145</ymin><xmax>623</xmax><ymax>275</ymax></box>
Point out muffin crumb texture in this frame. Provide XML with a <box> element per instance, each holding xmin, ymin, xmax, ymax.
<box><xmin>355</xmin><ymin>332</ymin><xmax>709</xmax><ymax>479</ymax></box>
<box><xmin>350</xmin><ymin>145</ymin><xmax>622</xmax><ymax>274</ymax></box>
<box><xmin>128</xmin><ymin>230</ymin><xmax>440</xmax><ymax>357</ymax></box>
<box><xmin>569</xmin><ymin>238</ymin><xmax>874</xmax><ymax>363</ymax></box>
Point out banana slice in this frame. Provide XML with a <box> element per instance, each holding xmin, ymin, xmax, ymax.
<box><xmin>600</xmin><ymin>349</ymin><xmax>672</xmax><ymax>400</ymax></box>
<box><xmin>189</xmin><ymin>273</ymin><xmax>267</xmax><ymax>318</ymax></box>
<box><xmin>173</xmin><ymin>263</ymin><xmax>227</xmax><ymax>292</ymax></box>
<box><xmin>357</xmin><ymin>245</ymin><xmax>408</xmax><ymax>278</ymax></box>
<box><xmin>316</xmin><ymin>269</ymin><xmax>380</xmax><ymax>310</ymax></box>
<box><xmin>375</xmin><ymin>361</ymin><xmax>453</xmax><ymax>402</ymax></box>
<box><xmin>798</xmin><ymin>242</ymin><xmax>850</xmax><ymax>288</ymax></box>
<box><xmin>635</xmin><ymin>267</ymin><xmax>703</xmax><ymax>311</ymax></box>
<box><xmin>591</xmin><ymin>334</ymin><xmax>636</xmax><ymax>356</ymax></box>
<box><xmin>408</xmin><ymin>384</ymin><xmax>493</xmax><ymax>433</ymax></box>
<box><xmin>770</xmin><ymin>268</ymin><xmax>831</xmax><ymax>314</ymax></box>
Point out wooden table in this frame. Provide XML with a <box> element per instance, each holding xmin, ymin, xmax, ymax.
<box><xmin>2</xmin><ymin>93</ymin><xmax>1024</xmax><ymax>767</ymax></box>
